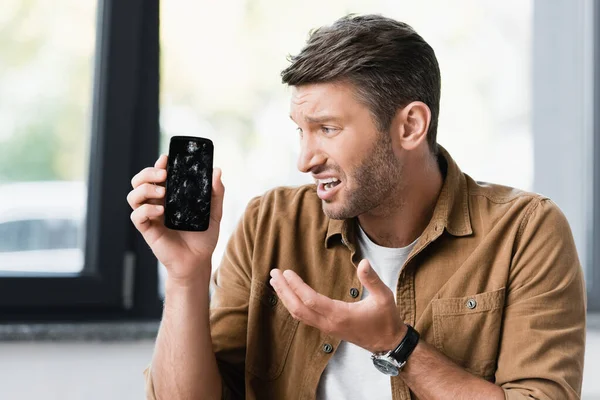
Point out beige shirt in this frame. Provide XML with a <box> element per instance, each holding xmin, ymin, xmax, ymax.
<box><xmin>145</xmin><ymin>146</ymin><xmax>586</xmax><ymax>399</ymax></box>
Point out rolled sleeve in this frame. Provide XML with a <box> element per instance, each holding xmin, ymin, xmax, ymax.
<box><xmin>496</xmin><ymin>199</ymin><xmax>586</xmax><ymax>399</ymax></box>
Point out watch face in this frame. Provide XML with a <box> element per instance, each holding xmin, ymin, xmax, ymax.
<box><xmin>372</xmin><ymin>357</ymin><xmax>399</xmax><ymax>376</ymax></box>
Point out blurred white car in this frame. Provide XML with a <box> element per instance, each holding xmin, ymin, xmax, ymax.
<box><xmin>0</xmin><ymin>181</ymin><xmax>86</xmax><ymax>273</ymax></box>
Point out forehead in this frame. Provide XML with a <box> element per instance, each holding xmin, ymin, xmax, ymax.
<box><xmin>290</xmin><ymin>81</ymin><xmax>361</xmax><ymax>117</ymax></box>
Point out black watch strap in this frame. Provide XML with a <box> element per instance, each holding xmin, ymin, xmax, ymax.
<box><xmin>390</xmin><ymin>324</ymin><xmax>420</xmax><ymax>365</ymax></box>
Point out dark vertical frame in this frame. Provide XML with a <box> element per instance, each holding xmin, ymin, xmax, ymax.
<box><xmin>128</xmin><ymin>0</ymin><xmax>162</xmax><ymax>319</ymax></box>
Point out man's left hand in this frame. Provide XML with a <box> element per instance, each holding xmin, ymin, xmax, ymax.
<box><xmin>269</xmin><ymin>259</ymin><xmax>407</xmax><ymax>353</ymax></box>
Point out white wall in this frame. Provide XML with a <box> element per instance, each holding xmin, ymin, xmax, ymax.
<box><xmin>533</xmin><ymin>0</ymin><xmax>595</xmax><ymax>281</ymax></box>
<box><xmin>0</xmin><ymin>341</ymin><xmax>153</xmax><ymax>400</ymax></box>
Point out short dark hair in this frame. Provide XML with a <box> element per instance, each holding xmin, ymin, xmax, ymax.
<box><xmin>281</xmin><ymin>14</ymin><xmax>441</xmax><ymax>154</ymax></box>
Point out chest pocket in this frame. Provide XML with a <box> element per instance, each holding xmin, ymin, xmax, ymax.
<box><xmin>432</xmin><ymin>287</ymin><xmax>505</xmax><ymax>380</ymax></box>
<box><xmin>246</xmin><ymin>278</ymin><xmax>300</xmax><ymax>381</ymax></box>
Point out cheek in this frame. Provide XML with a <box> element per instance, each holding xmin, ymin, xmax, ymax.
<box><xmin>328</xmin><ymin>134</ymin><xmax>375</xmax><ymax>184</ymax></box>
<box><xmin>339</xmin><ymin>149</ymin><xmax>369</xmax><ymax>183</ymax></box>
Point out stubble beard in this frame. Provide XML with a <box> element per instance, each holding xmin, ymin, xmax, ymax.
<box><xmin>323</xmin><ymin>133</ymin><xmax>404</xmax><ymax>220</ymax></box>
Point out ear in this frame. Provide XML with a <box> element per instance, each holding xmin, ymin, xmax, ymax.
<box><xmin>393</xmin><ymin>101</ymin><xmax>431</xmax><ymax>151</ymax></box>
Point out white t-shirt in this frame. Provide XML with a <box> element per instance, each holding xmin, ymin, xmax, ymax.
<box><xmin>316</xmin><ymin>224</ymin><xmax>419</xmax><ymax>400</ymax></box>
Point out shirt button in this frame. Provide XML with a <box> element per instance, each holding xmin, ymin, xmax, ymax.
<box><xmin>323</xmin><ymin>343</ymin><xmax>333</xmax><ymax>354</ymax></box>
<box><xmin>349</xmin><ymin>288</ymin><xmax>359</xmax><ymax>298</ymax></box>
<box><xmin>268</xmin><ymin>294</ymin><xmax>278</xmax><ymax>307</ymax></box>
<box><xmin>466</xmin><ymin>299</ymin><xmax>477</xmax><ymax>309</ymax></box>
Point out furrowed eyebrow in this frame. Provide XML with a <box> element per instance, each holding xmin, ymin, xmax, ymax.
<box><xmin>304</xmin><ymin>115</ymin><xmax>341</xmax><ymax>124</ymax></box>
<box><xmin>289</xmin><ymin>114</ymin><xmax>342</xmax><ymax>124</ymax></box>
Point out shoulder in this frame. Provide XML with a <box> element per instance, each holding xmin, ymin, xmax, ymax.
<box><xmin>464</xmin><ymin>176</ymin><xmax>576</xmax><ymax>263</ymax></box>
<box><xmin>463</xmin><ymin>174</ymin><xmax>575</xmax><ymax>242</ymax></box>
<box><xmin>465</xmin><ymin>174</ymin><xmax>547</xmax><ymax>205</ymax></box>
<box><xmin>464</xmin><ymin>174</ymin><xmax>558</xmax><ymax>222</ymax></box>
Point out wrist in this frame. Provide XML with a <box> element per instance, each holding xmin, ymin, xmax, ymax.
<box><xmin>164</xmin><ymin>274</ymin><xmax>211</xmax><ymax>311</ymax></box>
<box><xmin>165</xmin><ymin>259</ymin><xmax>213</xmax><ymax>289</ymax></box>
<box><xmin>376</xmin><ymin>322</ymin><xmax>409</xmax><ymax>353</ymax></box>
<box><xmin>165</xmin><ymin>269</ymin><xmax>212</xmax><ymax>297</ymax></box>
<box><xmin>371</xmin><ymin>324</ymin><xmax>420</xmax><ymax>376</ymax></box>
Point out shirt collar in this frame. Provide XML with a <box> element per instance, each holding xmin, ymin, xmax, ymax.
<box><xmin>324</xmin><ymin>144</ymin><xmax>473</xmax><ymax>248</ymax></box>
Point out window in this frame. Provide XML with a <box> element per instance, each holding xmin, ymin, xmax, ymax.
<box><xmin>0</xmin><ymin>1</ymin><xmax>94</xmax><ymax>272</ymax></box>
<box><xmin>0</xmin><ymin>0</ymin><xmax>162</xmax><ymax>320</ymax></box>
<box><xmin>0</xmin><ymin>219</ymin><xmax>80</xmax><ymax>253</ymax></box>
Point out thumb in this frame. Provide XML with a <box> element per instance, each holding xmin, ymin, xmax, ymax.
<box><xmin>357</xmin><ymin>259</ymin><xmax>389</xmax><ymax>299</ymax></box>
<box><xmin>210</xmin><ymin>168</ymin><xmax>225</xmax><ymax>225</ymax></box>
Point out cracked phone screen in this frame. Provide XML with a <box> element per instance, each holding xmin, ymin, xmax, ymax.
<box><xmin>164</xmin><ymin>136</ymin><xmax>213</xmax><ymax>231</ymax></box>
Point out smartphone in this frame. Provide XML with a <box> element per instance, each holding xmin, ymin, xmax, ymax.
<box><xmin>164</xmin><ymin>136</ymin><xmax>214</xmax><ymax>231</ymax></box>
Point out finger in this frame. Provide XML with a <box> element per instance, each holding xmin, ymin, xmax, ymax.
<box><xmin>357</xmin><ymin>259</ymin><xmax>392</xmax><ymax>300</ymax></box>
<box><xmin>131</xmin><ymin>167</ymin><xmax>167</xmax><ymax>189</ymax></box>
<box><xmin>127</xmin><ymin>183</ymin><xmax>166</xmax><ymax>209</ymax></box>
<box><xmin>270</xmin><ymin>269</ymin><xmax>327</xmax><ymax>328</ymax></box>
<box><xmin>278</xmin><ymin>269</ymin><xmax>336</xmax><ymax>315</ymax></box>
<box><xmin>152</xmin><ymin>155</ymin><xmax>168</xmax><ymax>188</ymax></box>
<box><xmin>154</xmin><ymin>154</ymin><xmax>168</xmax><ymax>169</ymax></box>
<box><xmin>209</xmin><ymin>168</ymin><xmax>225</xmax><ymax>226</ymax></box>
<box><xmin>130</xmin><ymin>203</ymin><xmax>164</xmax><ymax>234</ymax></box>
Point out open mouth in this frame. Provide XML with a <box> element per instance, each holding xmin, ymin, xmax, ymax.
<box><xmin>316</xmin><ymin>178</ymin><xmax>342</xmax><ymax>200</ymax></box>
<box><xmin>319</xmin><ymin>178</ymin><xmax>341</xmax><ymax>191</ymax></box>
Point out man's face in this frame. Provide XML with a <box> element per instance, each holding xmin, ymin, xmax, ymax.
<box><xmin>290</xmin><ymin>81</ymin><xmax>404</xmax><ymax>219</ymax></box>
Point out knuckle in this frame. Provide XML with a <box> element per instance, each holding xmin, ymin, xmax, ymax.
<box><xmin>132</xmin><ymin>167</ymin><xmax>153</xmax><ymax>188</ymax></box>
<box><xmin>133</xmin><ymin>205</ymin><xmax>149</xmax><ymax>221</ymax></box>
<box><xmin>142</xmin><ymin>183</ymin><xmax>154</xmax><ymax>197</ymax></box>
<box><xmin>304</xmin><ymin>297</ymin><xmax>317</xmax><ymax>310</ymax></box>
<box><xmin>130</xmin><ymin>209</ymin><xmax>139</xmax><ymax>224</ymax></box>
<box><xmin>289</xmin><ymin>305</ymin><xmax>301</xmax><ymax>319</ymax></box>
<box><xmin>130</xmin><ymin>188</ymin><xmax>144</xmax><ymax>207</ymax></box>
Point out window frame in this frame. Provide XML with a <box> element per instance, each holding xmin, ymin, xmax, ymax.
<box><xmin>0</xmin><ymin>0</ymin><xmax>162</xmax><ymax>321</ymax></box>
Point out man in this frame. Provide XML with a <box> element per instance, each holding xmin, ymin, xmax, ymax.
<box><xmin>128</xmin><ymin>14</ymin><xmax>586</xmax><ymax>400</ymax></box>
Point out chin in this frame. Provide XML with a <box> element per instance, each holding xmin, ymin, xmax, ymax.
<box><xmin>321</xmin><ymin>202</ymin><xmax>353</xmax><ymax>220</ymax></box>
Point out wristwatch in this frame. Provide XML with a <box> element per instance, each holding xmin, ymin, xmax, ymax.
<box><xmin>371</xmin><ymin>324</ymin><xmax>420</xmax><ymax>376</ymax></box>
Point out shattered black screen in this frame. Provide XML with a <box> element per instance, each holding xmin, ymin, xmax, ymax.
<box><xmin>164</xmin><ymin>136</ymin><xmax>213</xmax><ymax>231</ymax></box>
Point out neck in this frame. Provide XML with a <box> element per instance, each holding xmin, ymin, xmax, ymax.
<box><xmin>357</xmin><ymin>150</ymin><xmax>444</xmax><ymax>248</ymax></box>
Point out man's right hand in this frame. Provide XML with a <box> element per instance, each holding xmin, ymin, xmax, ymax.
<box><xmin>127</xmin><ymin>154</ymin><xmax>225</xmax><ymax>285</ymax></box>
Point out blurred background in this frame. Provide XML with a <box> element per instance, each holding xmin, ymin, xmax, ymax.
<box><xmin>0</xmin><ymin>0</ymin><xmax>598</xmax><ymax>398</ymax></box>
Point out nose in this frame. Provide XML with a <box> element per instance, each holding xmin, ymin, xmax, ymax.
<box><xmin>297</xmin><ymin>133</ymin><xmax>326</xmax><ymax>173</ymax></box>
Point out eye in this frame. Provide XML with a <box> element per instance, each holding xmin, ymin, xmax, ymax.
<box><xmin>321</xmin><ymin>126</ymin><xmax>337</xmax><ymax>135</ymax></box>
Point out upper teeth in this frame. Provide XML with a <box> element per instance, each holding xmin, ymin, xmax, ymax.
<box><xmin>319</xmin><ymin>178</ymin><xmax>339</xmax><ymax>185</ymax></box>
